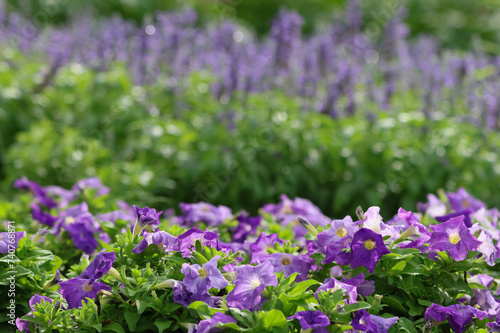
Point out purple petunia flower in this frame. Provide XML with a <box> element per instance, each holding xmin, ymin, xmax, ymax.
<box><xmin>428</xmin><ymin>216</ymin><xmax>482</xmax><ymax>262</ymax></box>
<box><xmin>436</xmin><ymin>209</ymin><xmax>475</xmax><ymax>228</ymax></box>
<box><xmin>59</xmin><ymin>278</ymin><xmax>111</xmax><ymax>309</ymax></box>
<box><xmin>417</xmin><ymin>193</ymin><xmax>447</xmax><ymax>217</ymax></box>
<box><xmin>343</xmin><ymin>273</ymin><xmax>375</xmax><ymax>298</ymax></box>
<box><xmin>266</xmin><ymin>253</ymin><xmax>314</xmax><ymax>282</ymax></box>
<box><xmin>350</xmin><ymin>228</ymin><xmax>390</xmax><ymax>273</ymax></box>
<box><xmin>172</xmin><ymin>280</ymin><xmax>222</xmax><ymax>308</ymax></box>
<box><xmin>0</xmin><ymin>231</ymin><xmax>26</xmax><ymax>253</ymax></box>
<box><xmin>72</xmin><ymin>177</ymin><xmax>110</xmax><ymax>197</ymax></box>
<box><xmin>80</xmin><ymin>251</ymin><xmax>116</xmax><ymax>284</ymax></box>
<box><xmin>288</xmin><ymin>310</ymin><xmax>330</xmax><ymax>330</ymax></box>
<box><xmin>225</xmin><ymin>261</ymin><xmax>278</xmax><ymax>310</ymax></box>
<box><xmin>469</xmin><ymin>224</ymin><xmax>499</xmax><ymax>266</ymax></box>
<box><xmin>447</xmin><ymin>188</ymin><xmax>486</xmax><ymax>212</ymax></box>
<box><xmin>181</xmin><ymin>255</ymin><xmax>228</xmax><ymax>297</ymax></box>
<box><xmin>13</xmin><ymin>177</ymin><xmax>57</xmax><ymax>209</ymax></box>
<box><xmin>352</xmin><ymin>309</ymin><xmax>398</xmax><ymax>333</ymax></box>
<box><xmin>196</xmin><ymin>312</ymin><xmax>237</xmax><ymax>333</ymax></box>
<box><xmin>317</xmin><ymin>216</ymin><xmax>357</xmax><ymax>264</ymax></box>
<box><xmin>16</xmin><ymin>294</ymin><xmax>53</xmax><ymax>333</ymax></box>
<box><xmin>248</xmin><ymin>232</ymin><xmax>284</xmax><ymax>264</ymax></box>
<box><xmin>315</xmin><ymin>277</ymin><xmax>358</xmax><ymax>304</ymax></box>
<box><xmin>134</xmin><ymin>205</ymin><xmax>163</xmax><ymax>227</ymax></box>
<box><xmin>31</xmin><ymin>203</ymin><xmax>58</xmax><ymax>227</ymax></box>
<box><xmin>175</xmin><ymin>227</ymin><xmax>220</xmax><ymax>257</ymax></box>
<box><xmin>132</xmin><ymin>230</ymin><xmax>177</xmax><ymax>254</ymax></box>
<box><xmin>425</xmin><ymin>303</ymin><xmax>487</xmax><ymax>333</ymax></box>
<box><xmin>179</xmin><ymin>202</ymin><xmax>233</xmax><ymax>227</ymax></box>
<box><xmin>230</xmin><ymin>214</ymin><xmax>261</xmax><ymax>243</ymax></box>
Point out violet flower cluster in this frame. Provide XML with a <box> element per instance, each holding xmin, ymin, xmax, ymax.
<box><xmin>1</xmin><ymin>1</ymin><xmax>500</xmax><ymax>128</ymax></box>
<box><xmin>11</xmin><ymin>177</ymin><xmax>500</xmax><ymax>332</ymax></box>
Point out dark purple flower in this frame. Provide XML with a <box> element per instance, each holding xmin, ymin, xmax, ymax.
<box><xmin>352</xmin><ymin>309</ymin><xmax>398</xmax><ymax>333</ymax></box>
<box><xmin>343</xmin><ymin>273</ymin><xmax>375</xmax><ymax>298</ymax></box>
<box><xmin>436</xmin><ymin>209</ymin><xmax>475</xmax><ymax>228</ymax></box>
<box><xmin>172</xmin><ymin>280</ymin><xmax>222</xmax><ymax>308</ymax></box>
<box><xmin>31</xmin><ymin>203</ymin><xmax>58</xmax><ymax>227</ymax></box>
<box><xmin>80</xmin><ymin>251</ymin><xmax>116</xmax><ymax>284</ymax></box>
<box><xmin>13</xmin><ymin>177</ymin><xmax>57</xmax><ymax>209</ymax></box>
<box><xmin>179</xmin><ymin>202</ymin><xmax>232</xmax><ymax>227</ymax></box>
<box><xmin>0</xmin><ymin>231</ymin><xmax>26</xmax><ymax>253</ymax></box>
<box><xmin>317</xmin><ymin>216</ymin><xmax>356</xmax><ymax>264</ymax></box>
<box><xmin>134</xmin><ymin>205</ymin><xmax>163</xmax><ymax>226</ymax></box>
<box><xmin>66</xmin><ymin>221</ymin><xmax>99</xmax><ymax>254</ymax></box>
<box><xmin>425</xmin><ymin>303</ymin><xmax>487</xmax><ymax>333</ymax></box>
<box><xmin>267</xmin><ymin>253</ymin><xmax>314</xmax><ymax>282</ymax></box>
<box><xmin>196</xmin><ymin>312</ymin><xmax>237</xmax><ymax>333</ymax></box>
<box><xmin>231</xmin><ymin>214</ymin><xmax>261</xmax><ymax>243</ymax></box>
<box><xmin>175</xmin><ymin>227</ymin><xmax>220</xmax><ymax>257</ymax></box>
<box><xmin>181</xmin><ymin>255</ymin><xmax>228</xmax><ymax>296</ymax></box>
<box><xmin>132</xmin><ymin>230</ymin><xmax>177</xmax><ymax>254</ymax></box>
<box><xmin>16</xmin><ymin>294</ymin><xmax>53</xmax><ymax>333</ymax></box>
<box><xmin>350</xmin><ymin>228</ymin><xmax>390</xmax><ymax>273</ymax></box>
<box><xmin>225</xmin><ymin>261</ymin><xmax>278</xmax><ymax>310</ymax></box>
<box><xmin>428</xmin><ymin>216</ymin><xmax>481</xmax><ymax>261</ymax></box>
<box><xmin>60</xmin><ymin>278</ymin><xmax>111</xmax><ymax>309</ymax></box>
<box><xmin>288</xmin><ymin>310</ymin><xmax>330</xmax><ymax>329</ymax></box>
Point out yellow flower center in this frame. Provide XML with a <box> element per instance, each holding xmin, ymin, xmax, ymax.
<box><xmin>364</xmin><ymin>239</ymin><xmax>375</xmax><ymax>250</ymax></box>
<box><xmin>449</xmin><ymin>233</ymin><xmax>461</xmax><ymax>245</ymax></box>
<box><xmin>82</xmin><ymin>281</ymin><xmax>94</xmax><ymax>292</ymax></box>
<box><xmin>65</xmin><ymin>216</ymin><xmax>76</xmax><ymax>224</ymax></box>
<box><xmin>198</xmin><ymin>268</ymin><xmax>208</xmax><ymax>278</ymax></box>
<box><xmin>281</xmin><ymin>256</ymin><xmax>292</xmax><ymax>266</ymax></box>
<box><xmin>250</xmin><ymin>277</ymin><xmax>261</xmax><ymax>289</ymax></box>
<box><xmin>336</xmin><ymin>227</ymin><xmax>348</xmax><ymax>238</ymax></box>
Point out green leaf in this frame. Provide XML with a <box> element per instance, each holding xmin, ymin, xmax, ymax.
<box><xmin>381</xmin><ymin>296</ymin><xmax>407</xmax><ymax>314</ymax></box>
<box><xmin>396</xmin><ymin>317</ymin><xmax>417</xmax><ymax>333</ymax></box>
<box><xmin>390</xmin><ymin>261</ymin><xmax>406</xmax><ymax>273</ymax></box>
<box><xmin>343</xmin><ymin>302</ymin><xmax>371</xmax><ymax>313</ymax></box>
<box><xmin>154</xmin><ymin>319</ymin><xmax>172</xmax><ymax>332</ymax></box>
<box><xmin>286</xmin><ymin>279</ymin><xmax>320</xmax><ymax>296</ymax></box>
<box><xmin>103</xmin><ymin>322</ymin><xmax>126</xmax><ymax>333</ymax></box>
<box><xmin>261</xmin><ymin>309</ymin><xmax>287</xmax><ymax>330</ymax></box>
<box><xmin>468</xmin><ymin>282</ymin><xmax>487</xmax><ymax>290</ymax></box>
<box><xmin>124</xmin><ymin>311</ymin><xmax>141</xmax><ymax>331</ymax></box>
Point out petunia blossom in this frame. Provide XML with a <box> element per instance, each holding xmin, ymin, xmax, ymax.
<box><xmin>132</xmin><ymin>230</ymin><xmax>177</xmax><ymax>254</ymax></box>
<box><xmin>179</xmin><ymin>202</ymin><xmax>232</xmax><ymax>227</ymax></box>
<box><xmin>350</xmin><ymin>228</ymin><xmax>390</xmax><ymax>273</ymax></box>
<box><xmin>225</xmin><ymin>261</ymin><xmax>278</xmax><ymax>310</ymax></box>
<box><xmin>266</xmin><ymin>252</ymin><xmax>314</xmax><ymax>282</ymax></box>
<box><xmin>425</xmin><ymin>303</ymin><xmax>487</xmax><ymax>333</ymax></box>
<box><xmin>428</xmin><ymin>216</ymin><xmax>481</xmax><ymax>261</ymax></box>
<box><xmin>16</xmin><ymin>294</ymin><xmax>53</xmax><ymax>333</ymax></box>
<box><xmin>181</xmin><ymin>255</ymin><xmax>228</xmax><ymax>297</ymax></box>
<box><xmin>352</xmin><ymin>309</ymin><xmax>398</xmax><ymax>333</ymax></box>
<box><xmin>196</xmin><ymin>312</ymin><xmax>237</xmax><ymax>333</ymax></box>
<box><xmin>59</xmin><ymin>278</ymin><xmax>111</xmax><ymax>309</ymax></box>
<box><xmin>175</xmin><ymin>227</ymin><xmax>220</xmax><ymax>257</ymax></box>
<box><xmin>0</xmin><ymin>231</ymin><xmax>26</xmax><ymax>253</ymax></box>
<box><xmin>288</xmin><ymin>310</ymin><xmax>330</xmax><ymax>330</ymax></box>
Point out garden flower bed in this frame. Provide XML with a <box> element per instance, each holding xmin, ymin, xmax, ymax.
<box><xmin>2</xmin><ymin>177</ymin><xmax>500</xmax><ymax>332</ymax></box>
